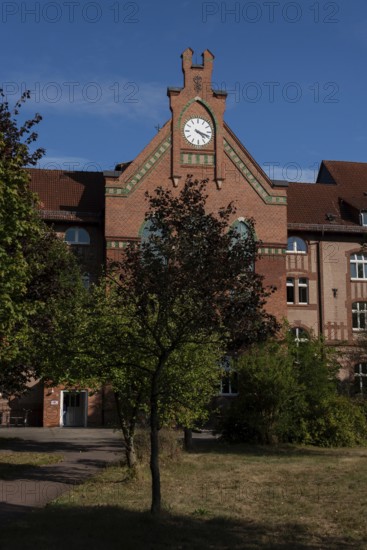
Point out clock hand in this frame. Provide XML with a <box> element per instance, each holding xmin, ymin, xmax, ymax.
<box><xmin>195</xmin><ymin>129</ymin><xmax>210</xmax><ymax>139</ymax></box>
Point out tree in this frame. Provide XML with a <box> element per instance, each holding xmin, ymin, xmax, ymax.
<box><xmin>41</xmin><ymin>177</ymin><xmax>277</xmax><ymax>514</ymax></box>
<box><xmin>39</xmin><ymin>266</ymin><xmax>226</xmax><ymax>470</ymax></box>
<box><xmin>0</xmin><ymin>90</ymin><xmax>85</xmax><ymax>395</ymax></box>
<box><xmin>107</xmin><ymin>178</ymin><xmax>277</xmax><ymax>513</ymax></box>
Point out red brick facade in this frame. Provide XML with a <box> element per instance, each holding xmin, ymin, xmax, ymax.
<box><xmin>105</xmin><ymin>48</ymin><xmax>287</xmax><ymax>320</ymax></box>
<box><xmin>4</xmin><ymin>49</ymin><xmax>365</xmax><ymax>427</ymax></box>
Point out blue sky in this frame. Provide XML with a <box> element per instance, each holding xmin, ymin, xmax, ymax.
<box><xmin>1</xmin><ymin>0</ymin><xmax>366</xmax><ymax>181</ymax></box>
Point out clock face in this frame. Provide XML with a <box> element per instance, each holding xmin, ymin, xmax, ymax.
<box><xmin>183</xmin><ymin>117</ymin><xmax>213</xmax><ymax>147</ymax></box>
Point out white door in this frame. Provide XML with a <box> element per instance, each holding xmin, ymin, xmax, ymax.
<box><xmin>61</xmin><ymin>391</ymin><xmax>87</xmax><ymax>427</ymax></box>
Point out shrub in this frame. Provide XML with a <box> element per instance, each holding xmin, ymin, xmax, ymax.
<box><xmin>219</xmin><ymin>341</ymin><xmax>302</xmax><ymax>444</ymax></box>
<box><xmin>219</xmin><ymin>335</ymin><xmax>367</xmax><ymax>447</ymax></box>
<box><xmin>305</xmin><ymin>395</ymin><xmax>367</xmax><ymax>447</ymax></box>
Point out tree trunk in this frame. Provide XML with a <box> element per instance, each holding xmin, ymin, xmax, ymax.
<box><xmin>150</xmin><ymin>381</ymin><xmax>161</xmax><ymax>515</ymax></box>
<box><xmin>184</xmin><ymin>427</ymin><xmax>193</xmax><ymax>451</ymax></box>
<box><xmin>125</xmin><ymin>433</ymin><xmax>137</xmax><ymax>468</ymax></box>
<box><xmin>114</xmin><ymin>392</ymin><xmax>137</xmax><ymax>470</ymax></box>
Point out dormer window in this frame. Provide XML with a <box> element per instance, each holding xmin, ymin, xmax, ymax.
<box><xmin>361</xmin><ymin>212</ymin><xmax>367</xmax><ymax>226</ymax></box>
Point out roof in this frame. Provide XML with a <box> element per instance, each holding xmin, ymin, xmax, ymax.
<box><xmin>288</xmin><ymin>160</ymin><xmax>367</xmax><ymax>231</ymax></box>
<box><xmin>322</xmin><ymin>160</ymin><xmax>367</xmax><ymax>188</ymax></box>
<box><xmin>27</xmin><ymin>169</ymin><xmax>105</xmax><ymax>217</ymax></box>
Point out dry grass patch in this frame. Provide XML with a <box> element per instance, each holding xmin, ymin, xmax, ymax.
<box><xmin>0</xmin><ymin>452</ymin><xmax>63</xmax><ymax>478</ymax></box>
<box><xmin>1</xmin><ymin>437</ymin><xmax>367</xmax><ymax>549</ymax></box>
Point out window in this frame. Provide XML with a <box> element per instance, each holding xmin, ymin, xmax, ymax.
<box><xmin>290</xmin><ymin>327</ymin><xmax>309</xmax><ymax>345</ymax></box>
<box><xmin>298</xmin><ymin>278</ymin><xmax>309</xmax><ymax>304</ymax></box>
<box><xmin>141</xmin><ymin>219</ymin><xmax>164</xmax><ymax>261</ymax></box>
<box><xmin>354</xmin><ymin>363</ymin><xmax>367</xmax><ymax>396</ymax></box>
<box><xmin>231</xmin><ymin>220</ymin><xmax>254</xmax><ymax>271</ymax></box>
<box><xmin>82</xmin><ymin>273</ymin><xmax>90</xmax><ymax>289</ymax></box>
<box><xmin>352</xmin><ymin>302</ymin><xmax>367</xmax><ymax>330</ymax></box>
<box><xmin>220</xmin><ymin>356</ymin><xmax>238</xmax><ymax>396</ymax></box>
<box><xmin>361</xmin><ymin>213</ymin><xmax>367</xmax><ymax>227</ymax></box>
<box><xmin>350</xmin><ymin>254</ymin><xmax>367</xmax><ymax>279</ymax></box>
<box><xmin>287</xmin><ymin>278</ymin><xmax>295</xmax><ymax>304</ymax></box>
<box><xmin>65</xmin><ymin>227</ymin><xmax>90</xmax><ymax>245</ymax></box>
<box><xmin>287</xmin><ymin>278</ymin><xmax>309</xmax><ymax>305</ymax></box>
<box><xmin>287</xmin><ymin>236</ymin><xmax>307</xmax><ymax>253</ymax></box>
<box><xmin>141</xmin><ymin>219</ymin><xmax>157</xmax><ymax>244</ymax></box>
<box><xmin>232</xmin><ymin>220</ymin><xmax>249</xmax><ymax>240</ymax></box>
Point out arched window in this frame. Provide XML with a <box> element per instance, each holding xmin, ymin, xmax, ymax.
<box><xmin>141</xmin><ymin>219</ymin><xmax>163</xmax><ymax>244</ymax></box>
<box><xmin>65</xmin><ymin>227</ymin><xmax>90</xmax><ymax>245</ymax></box>
<box><xmin>230</xmin><ymin>220</ymin><xmax>254</xmax><ymax>271</ymax></box>
<box><xmin>140</xmin><ymin>219</ymin><xmax>165</xmax><ymax>262</ymax></box>
<box><xmin>352</xmin><ymin>302</ymin><xmax>367</xmax><ymax>330</ymax></box>
<box><xmin>350</xmin><ymin>253</ymin><xmax>367</xmax><ymax>279</ymax></box>
<box><xmin>232</xmin><ymin>220</ymin><xmax>249</xmax><ymax>240</ymax></box>
<box><xmin>354</xmin><ymin>363</ymin><xmax>367</xmax><ymax>396</ymax></box>
<box><xmin>287</xmin><ymin>236</ymin><xmax>307</xmax><ymax>253</ymax></box>
<box><xmin>290</xmin><ymin>327</ymin><xmax>309</xmax><ymax>345</ymax></box>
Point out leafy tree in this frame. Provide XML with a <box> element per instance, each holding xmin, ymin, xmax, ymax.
<box><xmin>0</xmin><ymin>90</ymin><xmax>84</xmax><ymax>395</ymax></box>
<box><xmin>41</xmin><ymin>279</ymin><xmax>223</xmax><ymax>470</ymax></box>
<box><xmin>43</xmin><ymin>177</ymin><xmax>277</xmax><ymax>514</ymax></box>
<box><xmin>0</xmin><ymin>90</ymin><xmax>44</xmax><ymax>374</ymax></box>
<box><xmin>101</xmin><ymin>178</ymin><xmax>277</xmax><ymax>514</ymax></box>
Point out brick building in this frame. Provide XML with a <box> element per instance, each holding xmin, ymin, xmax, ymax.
<box><xmin>2</xmin><ymin>49</ymin><xmax>366</xmax><ymax>427</ymax></box>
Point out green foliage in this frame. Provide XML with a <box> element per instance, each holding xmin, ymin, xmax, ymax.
<box><xmin>219</xmin><ymin>341</ymin><xmax>301</xmax><ymax>444</ymax></box>
<box><xmin>0</xmin><ymin>91</ymin><xmax>85</xmax><ymax>395</ymax></box>
<box><xmin>305</xmin><ymin>395</ymin><xmax>367</xmax><ymax>447</ymax></box>
<box><xmin>220</xmin><ymin>335</ymin><xmax>367</xmax><ymax>447</ymax></box>
<box><xmin>46</xmin><ymin>178</ymin><xmax>278</xmax><ymax>513</ymax></box>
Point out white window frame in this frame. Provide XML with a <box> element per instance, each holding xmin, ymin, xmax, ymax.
<box><xmin>287</xmin><ymin>277</ymin><xmax>295</xmax><ymax>304</ymax></box>
<box><xmin>291</xmin><ymin>327</ymin><xmax>309</xmax><ymax>346</ymax></box>
<box><xmin>220</xmin><ymin>357</ymin><xmax>238</xmax><ymax>396</ymax></box>
<box><xmin>354</xmin><ymin>363</ymin><xmax>367</xmax><ymax>395</ymax></box>
<box><xmin>350</xmin><ymin>254</ymin><xmax>367</xmax><ymax>280</ymax></box>
<box><xmin>361</xmin><ymin>213</ymin><xmax>367</xmax><ymax>227</ymax></box>
<box><xmin>65</xmin><ymin>227</ymin><xmax>90</xmax><ymax>245</ymax></box>
<box><xmin>298</xmin><ymin>278</ymin><xmax>309</xmax><ymax>305</ymax></box>
<box><xmin>352</xmin><ymin>302</ymin><xmax>367</xmax><ymax>331</ymax></box>
<box><xmin>287</xmin><ymin>236</ymin><xmax>307</xmax><ymax>254</ymax></box>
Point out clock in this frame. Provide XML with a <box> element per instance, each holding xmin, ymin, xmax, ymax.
<box><xmin>183</xmin><ymin>117</ymin><xmax>213</xmax><ymax>147</ymax></box>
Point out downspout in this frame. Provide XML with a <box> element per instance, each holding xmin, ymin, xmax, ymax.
<box><xmin>316</xmin><ymin>241</ymin><xmax>323</xmax><ymax>336</ymax></box>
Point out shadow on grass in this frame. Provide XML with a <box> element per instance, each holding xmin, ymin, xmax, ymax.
<box><xmin>190</xmin><ymin>437</ymin><xmax>367</xmax><ymax>458</ymax></box>
<box><xmin>0</xmin><ymin>437</ymin><xmax>123</xmax><ymax>455</ymax></box>
<box><xmin>0</xmin><ymin>504</ymin><xmax>362</xmax><ymax>550</ymax></box>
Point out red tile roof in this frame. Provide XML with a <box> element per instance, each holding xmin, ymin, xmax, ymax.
<box><xmin>288</xmin><ymin>160</ymin><xmax>367</xmax><ymax>230</ymax></box>
<box><xmin>322</xmin><ymin>160</ymin><xmax>367</xmax><ymax>188</ymax></box>
<box><xmin>27</xmin><ymin>169</ymin><xmax>105</xmax><ymax>215</ymax></box>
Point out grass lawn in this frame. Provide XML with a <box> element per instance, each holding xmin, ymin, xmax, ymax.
<box><xmin>0</xmin><ymin>451</ymin><xmax>63</xmax><ymax>479</ymax></box>
<box><xmin>1</xmin><ymin>437</ymin><xmax>367</xmax><ymax>549</ymax></box>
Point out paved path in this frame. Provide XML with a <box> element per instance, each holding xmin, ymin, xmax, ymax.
<box><xmin>0</xmin><ymin>428</ymin><xmax>124</xmax><ymax>523</ymax></box>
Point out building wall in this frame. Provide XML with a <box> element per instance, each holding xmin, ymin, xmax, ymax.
<box><xmin>43</xmin><ymin>385</ymin><xmax>117</xmax><ymax>428</ymax></box>
<box><xmin>286</xmin><ymin>232</ymin><xmax>367</xmax><ymax>382</ymax></box>
<box><xmin>20</xmin><ymin>51</ymin><xmax>367</xmax><ymax>427</ymax></box>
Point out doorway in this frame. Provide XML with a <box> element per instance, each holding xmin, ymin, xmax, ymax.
<box><xmin>61</xmin><ymin>391</ymin><xmax>88</xmax><ymax>427</ymax></box>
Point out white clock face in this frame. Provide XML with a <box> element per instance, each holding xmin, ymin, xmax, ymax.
<box><xmin>184</xmin><ymin>117</ymin><xmax>213</xmax><ymax>147</ymax></box>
